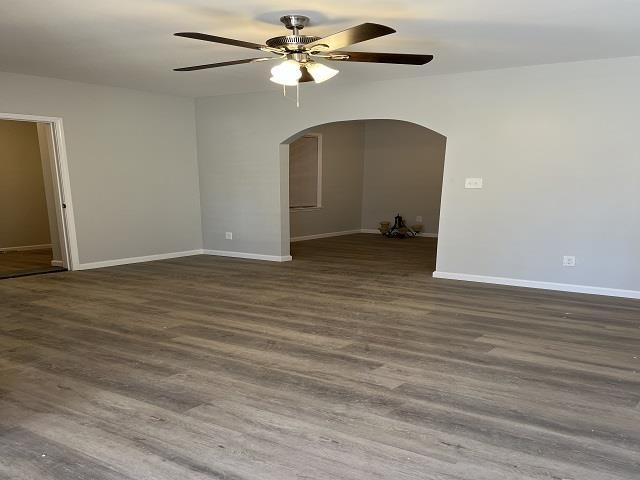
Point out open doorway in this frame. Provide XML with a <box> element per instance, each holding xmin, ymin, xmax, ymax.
<box><xmin>283</xmin><ymin>119</ymin><xmax>446</xmax><ymax>273</ymax></box>
<box><xmin>0</xmin><ymin>116</ymin><xmax>75</xmax><ymax>278</ymax></box>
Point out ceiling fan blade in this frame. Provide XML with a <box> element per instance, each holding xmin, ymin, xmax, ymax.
<box><xmin>306</xmin><ymin>23</ymin><xmax>395</xmax><ymax>52</ymax></box>
<box><xmin>175</xmin><ymin>32</ymin><xmax>266</xmax><ymax>51</ymax></box>
<box><xmin>174</xmin><ymin>57</ymin><xmax>274</xmax><ymax>72</ymax></box>
<box><xmin>326</xmin><ymin>51</ymin><xmax>434</xmax><ymax>65</ymax></box>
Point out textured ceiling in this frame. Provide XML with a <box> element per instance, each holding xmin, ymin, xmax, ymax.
<box><xmin>1</xmin><ymin>0</ymin><xmax>639</xmax><ymax>97</ymax></box>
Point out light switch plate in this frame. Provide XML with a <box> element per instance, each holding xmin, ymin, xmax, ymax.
<box><xmin>465</xmin><ymin>178</ymin><xmax>483</xmax><ymax>189</ymax></box>
<box><xmin>416</xmin><ymin>216</ymin><xmax>423</xmax><ymax>223</ymax></box>
<box><xmin>225</xmin><ymin>232</ymin><xmax>233</xmax><ymax>240</ymax></box>
<box><xmin>563</xmin><ymin>256</ymin><xmax>576</xmax><ymax>267</ymax></box>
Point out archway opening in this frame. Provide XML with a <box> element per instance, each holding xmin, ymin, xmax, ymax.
<box><xmin>281</xmin><ymin>119</ymin><xmax>447</xmax><ymax>274</ymax></box>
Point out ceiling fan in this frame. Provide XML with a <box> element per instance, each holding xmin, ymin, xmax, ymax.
<box><xmin>173</xmin><ymin>15</ymin><xmax>434</xmax><ymax>90</ymax></box>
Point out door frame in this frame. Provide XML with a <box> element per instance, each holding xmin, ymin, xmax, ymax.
<box><xmin>1</xmin><ymin>112</ymin><xmax>79</xmax><ymax>270</ymax></box>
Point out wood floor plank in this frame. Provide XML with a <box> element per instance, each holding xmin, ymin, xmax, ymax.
<box><xmin>1</xmin><ymin>234</ymin><xmax>639</xmax><ymax>479</ymax></box>
<box><xmin>0</xmin><ymin>249</ymin><xmax>63</xmax><ymax>279</ymax></box>
<box><xmin>0</xmin><ymin>426</ymin><xmax>131</xmax><ymax>480</ymax></box>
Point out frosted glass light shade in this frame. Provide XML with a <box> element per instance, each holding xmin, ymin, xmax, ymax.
<box><xmin>306</xmin><ymin>62</ymin><xmax>339</xmax><ymax>83</ymax></box>
<box><xmin>270</xmin><ymin>60</ymin><xmax>302</xmax><ymax>86</ymax></box>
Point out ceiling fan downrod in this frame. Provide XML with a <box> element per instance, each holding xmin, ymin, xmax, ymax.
<box><xmin>279</xmin><ymin>15</ymin><xmax>310</xmax><ymax>36</ymax></box>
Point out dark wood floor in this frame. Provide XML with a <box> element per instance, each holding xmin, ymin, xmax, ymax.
<box><xmin>0</xmin><ymin>234</ymin><xmax>639</xmax><ymax>479</ymax></box>
<box><xmin>0</xmin><ymin>248</ymin><xmax>63</xmax><ymax>279</ymax></box>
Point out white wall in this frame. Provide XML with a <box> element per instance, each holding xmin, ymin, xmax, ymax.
<box><xmin>289</xmin><ymin>122</ymin><xmax>365</xmax><ymax>239</ymax></box>
<box><xmin>196</xmin><ymin>56</ymin><xmax>640</xmax><ymax>295</ymax></box>
<box><xmin>0</xmin><ymin>71</ymin><xmax>202</xmax><ymax>265</ymax></box>
<box><xmin>0</xmin><ymin>120</ymin><xmax>51</xmax><ymax>249</ymax></box>
<box><xmin>361</xmin><ymin>120</ymin><xmax>446</xmax><ymax>234</ymax></box>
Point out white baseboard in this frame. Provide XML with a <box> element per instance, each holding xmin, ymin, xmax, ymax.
<box><xmin>291</xmin><ymin>230</ymin><xmax>362</xmax><ymax>242</ymax></box>
<box><xmin>203</xmin><ymin>249</ymin><xmax>292</xmax><ymax>262</ymax></box>
<box><xmin>75</xmin><ymin>250</ymin><xmax>203</xmax><ymax>270</ymax></box>
<box><xmin>75</xmin><ymin>248</ymin><xmax>292</xmax><ymax>271</ymax></box>
<box><xmin>51</xmin><ymin>260</ymin><xmax>64</xmax><ymax>267</ymax></box>
<box><xmin>0</xmin><ymin>243</ymin><xmax>52</xmax><ymax>252</ymax></box>
<box><xmin>360</xmin><ymin>229</ymin><xmax>438</xmax><ymax>238</ymax></box>
<box><xmin>433</xmin><ymin>271</ymin><xmax>640</xmax><ymax>300</ymax></box>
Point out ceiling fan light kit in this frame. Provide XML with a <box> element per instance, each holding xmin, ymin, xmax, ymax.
<box><xmin>305</xmin><ymin>62</ymin><xmax>340</xmax><ymax>83</ymax></box>
<box><xmin>174</xmin><ymin>14</ymin><xmax>433</xmax><ymax>106</ymax></box>
<box><xmin>270</xmin><ymin>59</ymin><xmax>303</xmax><ymax>86</ymax></box>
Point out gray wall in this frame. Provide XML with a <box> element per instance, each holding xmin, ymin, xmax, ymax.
<box><xmin>0</xmin><ymin>120</ymin><xmax>51</xmax><ymax>249</ymax></box>
<box><xmin>289</xmin><ymin>119</ymin><xmax>446</xmax><ymax>238</ymax></box>
<box><xmin>290</xmin><ymin>122</ymin><xmax>365</xmax><ymax>239</ymax></box>
<box><xmin>0</xmin><ymin>71</ymin><xmax>203</xmax><ymax>265</ymax></box>
<box><xmin>2</xmin><ymin>56</ymin><xmax>636</xmax><ymax>294</ymax></box>
<box><xmin>195</xmin><ymin>56</ymin><xmax>640</xmax><ymax>293</ymax></box>
<box><xmin>361</xmin><ymin>120</ymin><xmax>446</xmax><ymax>234</ymax></box>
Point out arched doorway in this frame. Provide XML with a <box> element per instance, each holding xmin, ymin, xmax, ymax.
<box><xmin>280</xmin><ymin>119</ymin><xmax>447</xmax><ymax>273</ymax></box>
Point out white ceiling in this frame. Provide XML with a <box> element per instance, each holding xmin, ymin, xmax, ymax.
<box><xmin>1</xmin><ymin>0</ymin><xmax>640</xmax><ymax>97</ymax></box>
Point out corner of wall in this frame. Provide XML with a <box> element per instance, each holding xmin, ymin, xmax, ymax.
<box><xmin>191</xmin><ymin>97</ymin><xmax>205</xmax><ymax>250</ymax></box>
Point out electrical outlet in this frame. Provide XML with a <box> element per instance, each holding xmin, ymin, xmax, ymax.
<box><xmin>563</xmin><ymin>256</ymin><xmax>576</xmax><ymax>267</ymax></box>
<box><xmin>225</xmin><ymin>232</ymin><xmax>233</xmax><ymax>240</ymax></box>
<box><xmin>465</xmin><ymin>178</ymin><xmax>483</xmax><ymax>189</ymax></box>
<box><xmin>416</xmin><ymin>216</ymin><xmax>423</xmax><ymax>223</ymax></box>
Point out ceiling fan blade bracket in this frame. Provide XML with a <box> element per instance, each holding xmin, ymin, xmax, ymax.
<box><xmin>325</xmin><ymin>54</ymin><xmax>350</xmax><ymax>60</ymax></box>
<box><xmin>260</xmin><ymin>46</ymin><xmax>286</xmax><ymax>55</ymax></box>
<box><xmin>309</xmin><ymin>44</ymin><xmax>329</xmax><ymax>52</ymax></box>
<box><xmin>254</xmin><ymin>56</ymin><xmax>286</xmax><ymax>62</ymax></box>
<box><xmin>324</xmin><ymin>51</ymin><xmax>434</xmax><ymax>65</ymax></box>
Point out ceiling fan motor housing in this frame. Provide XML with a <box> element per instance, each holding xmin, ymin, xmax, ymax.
<box><xmin>265</xmin><ymin>14</ymin><xmax>323</xmax><ymax>52</ymax></box>
<box><xmin>265</xmin><ymin>34</ymin><xmax>321</xmax><ymax>51</ymax></box>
